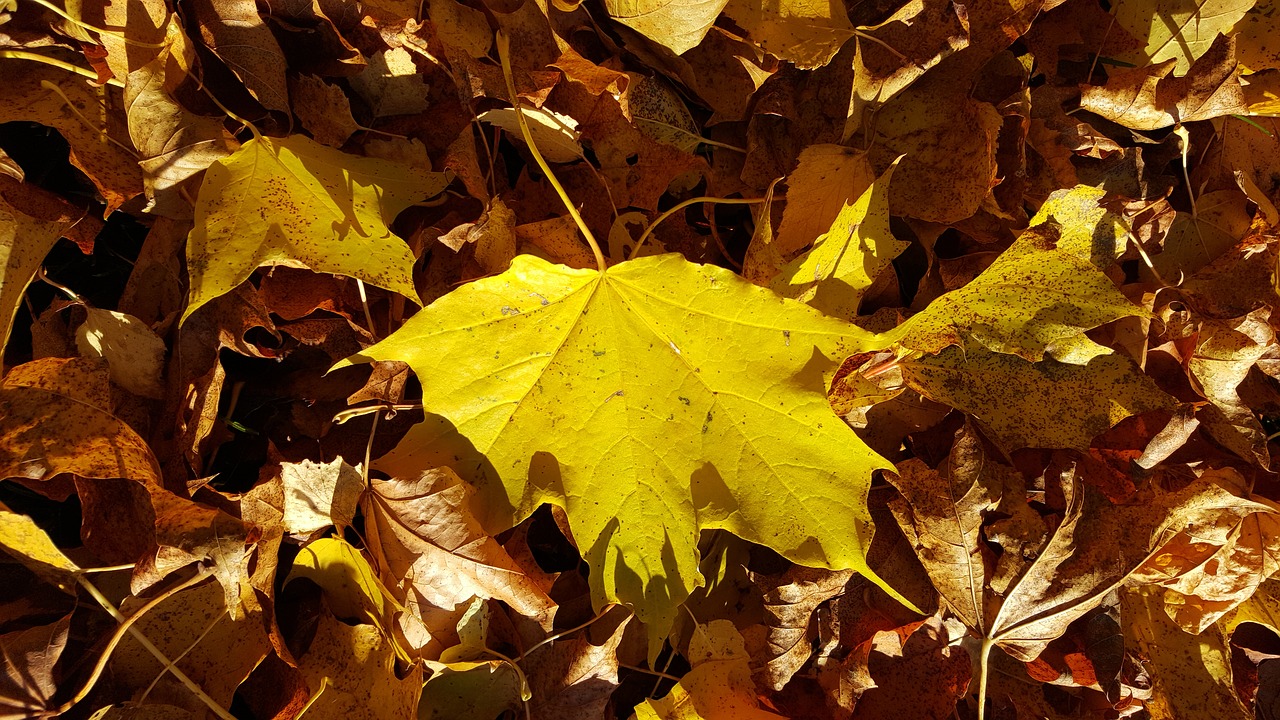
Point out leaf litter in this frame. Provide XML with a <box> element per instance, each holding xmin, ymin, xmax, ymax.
<box><xmin>0</xmin><ymin>0</ymin><xmax>1278</xmax><ymax>717</ymax></box>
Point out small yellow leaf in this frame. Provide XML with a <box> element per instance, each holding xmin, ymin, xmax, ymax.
<box><xmin>771</xmin><ymin>161</ymin><xmax>906</xmax><ymax>319</ymax></box>
<box><xmin>182</xmin><ymin>135</ymin><xmax>451</xmax><ymax>322</ymax></box>
<box><xmin>890</xmin><ymin>227</ymin><xmax>1149</xmax><ymax>364</ymax></box>
<box><xmin>0</xmin><ymin>501</ymin><xmax>79</xmax><ymax>592</ymax></box>
<box><xmin>287</xmin><ymin>536</ymin><xmax>399</xmax><ymax>632</ymax></box>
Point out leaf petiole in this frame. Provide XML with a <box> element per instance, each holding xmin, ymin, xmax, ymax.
<box><xmin>495</xmin><ymin>31</ymin><xmax>607</xmax><ymax>272</ymax></box>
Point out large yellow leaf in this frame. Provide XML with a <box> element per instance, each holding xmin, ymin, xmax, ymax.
<box><xmin>1113</xmin><ymin>0</ymin><xmax>1255</xmax><ymax>75</ymax></box>
<box><xmin>889</xmin><ymin>227</ymin><xmax>1148</xmax><ymax>364</ymax></box>
<box><xmin>182</xmin><ymin>135</ymin><xmax>451</xmax><ymax>322</ymax></box>
<box><xmin>337</xmin><ymin>253</ymin><xmax>907</xmax><ymax>649</ymax></box>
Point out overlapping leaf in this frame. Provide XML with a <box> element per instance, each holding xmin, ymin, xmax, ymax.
<box><xmin>182</xmin><ymin>135</ymin><xmax>451</xmax><ymax>321</ymax></box>
<box><xmin>338</xmin><ymin>253</ymin><xmax>908</xmax><ymax>649</ymax></box>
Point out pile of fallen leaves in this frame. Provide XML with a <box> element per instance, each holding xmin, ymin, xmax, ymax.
<box><xmin>2</xmin><ymin>0</ymin><xmax>1279</xmax><ymax>716</ymax></box>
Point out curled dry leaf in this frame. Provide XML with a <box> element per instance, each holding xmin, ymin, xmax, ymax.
<box><xmin>361</xmin><ymin>468</ymin><xmax>556</xmax><ymax>634</ymax></box>
<box><xmin>75</xmin><ymin>308</ymin><xmax>167</xmax><ymax>399</ymax></box>
<box><xmin>889</xmin><ymin>425</ymin><xmax>1280</xmax><ymax>693</ymax></box>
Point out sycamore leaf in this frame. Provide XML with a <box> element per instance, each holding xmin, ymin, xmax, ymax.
<box><xmin>187</xmin><ymin>0</ymin><xmax>289</xmax><ymax>114</ymax></box>
<box><xmin>890</xmin><ymin>227</ymin><xmax>1149</xmax><ymax>364</ymax></box>
<box><xmin>296</xmin><ymin>611</ymin><xmax>423</xmax><ymax>720</ymax></box>
<box><xmin>723</xmin><ymin>0</ymin><xmax>854</xmax><ymax>69</ymax></box>
<box><xmin>0</xmin><ymin>194</ymin><xmax>67</xmax><ymax>355</ymax></box>
<box><xmin>890</xmin><ymin>442</ymin><xmax>1274</xmax><ymax>669</ymax></box>
<box><xmin>772</xmin><ymin>145</ymin><xmax>876</xmax><ymax>258</ymax></box>
<box><xmin>771</xmin><ymin>160</ymin><xmax>907</xmax><ymax>319</ymax></box>
<box><xmin>1220</xmin><ymin>578</ymin><xmax>1280</xmax><ymax>636</ymax></box>
<box><xmin>1080</xmin><ymin>34</ymin><xmax>1247</xmax><ymax>131</ymax></box>
<box><xmin>1112</xmin><ymin>0</ymin><xmax>1255</xmax><ymax>74</ymax></box>
<box><xmin>631</xmin><ymin>620</ymin><xmax>785</xmax><ymax>720</ymax></box>
<box><xmin>602</xmin><ymin>0</ymin><xmax>730</xmax><ymax>54</ymax></box>
<box><xmin>182</xmin><ymin>135</ymin><xmax>452</xmax><ymax>322</ymax></box>
<box><xmin>337</xmin><ymin>253</ymin><xmax>909</xmax><ymax>651</ymax></box>
<box><xmin>290</xmin><ymin>74</ymin><xmax>360</xmax><ymax>148</ymax></box>
<box><xmin>900</xmin><ymin>346</ymin><xmax>1175</xmax><ymax>451</ymax></box>
<box><xmin>1149</xmin><ymin>189</ymin><xmax>1252</xmax><ymax>281</ymax></box>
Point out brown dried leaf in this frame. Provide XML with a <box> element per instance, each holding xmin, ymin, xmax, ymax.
<box><xmin>290</xmin><ymin>74</ymin><xmax>360</xmax><ymax>148</ymax></box>
<box><xmin>362</xmin><ymin>469</ymin><xmax>556</xmax><ymax>630</ymax></box>
<box><xmin>524</xmin><ymin>615</ymin><xmax>631</xmax><ymax>720</ymax></box>
<box><xmin>0</xmin><ymin>615</ymin><xmax>69</xmax><ymax>717</ymax></box>
<box><xmin>1080</xmin><ymin>34</ymin><xmax>1246</xmax><ymax>131</ymax></box>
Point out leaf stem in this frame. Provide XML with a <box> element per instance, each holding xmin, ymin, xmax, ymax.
<box><xmin>39</xmin><ymin>80</ymin><xmax>138</xmax><ymax>157</ymax></box>
<box><xmin>977</xmin><ymin>636</ymin><xmax>995</xmax><ymax>720</ymax></box>
<box><xmin>36</xmin><ymin>267</ymin><xmax>82</xmax><ymax>302</ymax></box>
<box><xmin>76</xmin><ymin>572</ymin><xmax>237</xmax><ymax>720</ymax></box>
<box><xmin>518</xmin><ymin>604</ymin><xmax>621</xmax><ymax>660</ymax></box>
<box><xmin>0</xmin><ymin>50</ymin><xmax>124</xmax><ymax>87</ymax></box>
<box><xmin>51</xmin><ymin>570</ymin><xmax>215</xmax><ymax>717</ymax></box>
<box><xmin>495</xmin><ymin>31</ymin><xmax>606</xmax><ymax>273</ymax></box>
<box><xmin>629</xmin><ymin>196</ymin><xmax>766</xmax><ymax>261</ymax></box>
